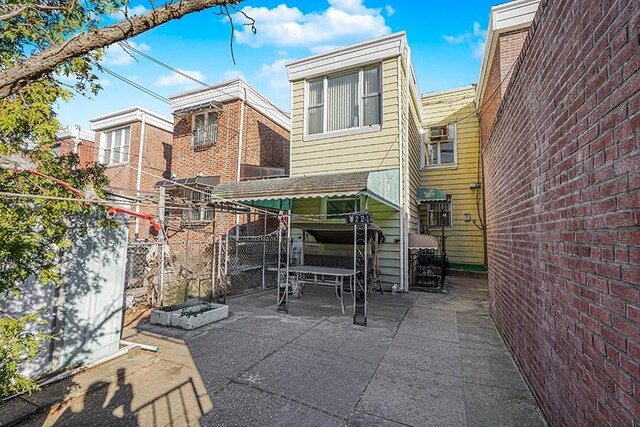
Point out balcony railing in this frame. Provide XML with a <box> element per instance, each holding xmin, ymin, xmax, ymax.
<box><xmin>191</xmin><ymin>125</ymin><xmax>217</xmax><ymax>149</ymax></box>
<box><xmin>240</xmin><ymin>164</ymin><xmax>288</xmax><ymax>180</ymax></box>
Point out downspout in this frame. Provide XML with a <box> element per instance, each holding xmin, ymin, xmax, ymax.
<box><xmin>134</xmin><ymin>111</ymin><xmax>146</xmax><ymax>239</ymax></box>
<box><xmin>403</xmin><ymin>49</ymin><xmax>411</xmax><ymax>293</ymax></box>
<box><xmin>235</xmin><ymin>87</ymin><xmax>247</xmax><ymax>237</ymax></box>
<box><xmin>397</xmin><ymin>54</ymin><xmax>405</xmax><ymax>293</ymax></box>
<box><xmin>71</xmin><ymin>125</ymin><xmax>81</xmax><ymax>170</ymax></box>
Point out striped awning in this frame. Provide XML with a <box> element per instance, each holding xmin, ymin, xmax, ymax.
<box><xmin>210</xmin><ymin>169</ymin><xmax>400</xmax><ymax>210</ymax></box>
<box><xmin>416</xmin><ymin>187</ymin><xmax>447</xmax><ymax>202</ymax></box>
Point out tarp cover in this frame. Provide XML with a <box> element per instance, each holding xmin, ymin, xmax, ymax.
<box><xmin>293</xmin><ymin>222</ymin><xmax>385</xmax><ymax>244</ymax></box>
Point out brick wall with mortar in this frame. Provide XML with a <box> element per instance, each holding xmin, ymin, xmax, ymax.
<box><xmin>480</xmin><ymin>28</ymin><xmax>529</xmax><ymax>146</ymax></box>
<box><xmin>57</xmin><ymin>137</ymin><xmax>95</xmax><ymax>167</ymax></box>
<box><xmin>95</xmin><ymin>121</ymin><xmax>173</xmax><ymax>240</ymax></box>
<box><xmin>483</xmin><ymin>0</ymin><xmax>640</xmax><ymax>426</ymax></box>
<box><xmin>168</xmin><ymin>99</ymin><xmax>289</xmax><ymax>241</ymax></box>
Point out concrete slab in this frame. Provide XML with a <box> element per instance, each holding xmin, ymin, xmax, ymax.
<box><xmin>0</xmin><ymin>397</ymin><xmax>39</xmax><ymax>426</ymax></box>
<box><xmin>293</xmin><ymin>320</ymin><xmax>393</xmax><ymax>364</ymax></box>
<box><xmin>464</xmin><ymin>382</ymin><xmax>547</xmax><ymax>427</ymax></box>
<box><xmin>357</xmin><ymin>361</ymin><xmax>466</xmax><ymax>427</ymax></box>
<box><xmin>239</xmin><ymin>344</ymin><xmax>376</xmax><ymax>418</ymax></box>
<box><xmin>457</xmin><ymin>323</ymin><xmax>506</xmax><ymax>351</ymax></box>
<box><xmin>220</xmin><ymin>314</ymin><xmax>320</xmax><ymax>342</ymax></box>
<box><xmin>201</xmin><ymin>383</ymin><xmax>343</xmax><ymax>427</ymax></box>
<box><xmin>187</xmin><ymin>328</ymin><xmax>286</xmax><ymax>380</ymax></box>
<box><xmin>397</xmin><ymin>307</ymin><xmax>459</xmax><ymax>343</ymax></box>
<box><xmin>460</xmin><ymin>347</ymin><xmax>529</xmax><ymax>391</ymax></box>
<box><xmin>347</xmin><ymin>411</ymin><xmax>408</xmax><ymax>426</ymax></box>
<box><xmin>386</xmin><ymin>333</ymin><xmax>463</xmax><ymax>377</ymax></box>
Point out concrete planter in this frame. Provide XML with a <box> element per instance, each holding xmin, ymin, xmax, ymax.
<box><xmin>151</xmin><ymin>303</ymin><xmax>228</xmax><ymax>330</ymax></box>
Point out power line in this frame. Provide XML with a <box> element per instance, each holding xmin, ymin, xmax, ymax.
<box><xmin>98</xmin><ymin>65</ymin><xmax>170</xmax><ymax>104</ymax></box>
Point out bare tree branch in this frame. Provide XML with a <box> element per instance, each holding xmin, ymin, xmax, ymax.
<box><xmin>0</xmin><ymin>1</ymin><xmax>77</xmax><ymax>22</ymax></box>
<box><xmin>0</xmin><ymin>0</ymin><xmax>243</xmax><ymax>99</ymax></box>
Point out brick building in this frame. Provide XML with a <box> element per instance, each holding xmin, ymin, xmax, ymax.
<box><xmin>161</xmin><ymin>78</ymin><xmax>290</xmax><ymax>239</ymax></box>
<box><xmin>55</xmin><ymin>125</ymin><xmax>96</xmax><ymax>167</ymax></box>
<box><xmin>479</xmin><ymin>0</ymin><xmax>640</xmax><ymax>425</ymax></box>
<box><xmin>90</xmin><ymin>106</ymin><xmax>173</xmax><ymax>240</ymax></box>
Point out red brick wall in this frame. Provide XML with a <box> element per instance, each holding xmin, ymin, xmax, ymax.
<box><xmin>483</xmin><ymin>1</ymin><xmax>640</xmax><ymax>426</ymax></box>
<box><xmin>57</xmin><ymin>137</ymin><xmax>95</xmax><ymax>167</ymax></box>
<box><xmin>168</xmin><ymin>100</ymin><xmax>289</xmax><ymax>241</ymax></box>
<box><xmin>480</xmin><ymin>28</ymin><xmax>529</xmax><ymax>146</ymax></box>
<box><xmin>95</xmin><ymin>121</ymin><xmax>173</xmax><ymax>240</ymax></box>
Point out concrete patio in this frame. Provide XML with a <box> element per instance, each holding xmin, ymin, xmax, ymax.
<box><xmin>8</xmin><ymin>277</ymin><xmax>548</xmax><ymax>426</ymax></box>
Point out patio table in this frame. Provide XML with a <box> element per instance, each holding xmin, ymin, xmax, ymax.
<box><xmin>280</xmin><ymin>265</ymin><xmax>355</xmax><ymax>314</ymax></box>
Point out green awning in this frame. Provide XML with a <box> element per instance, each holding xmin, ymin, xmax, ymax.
<box><xmin>417</xmin><ymin>187</ymin><xmax>447</xmax><ymax>202</ymax></box>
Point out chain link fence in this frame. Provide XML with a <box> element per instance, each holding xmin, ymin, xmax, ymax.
<box><xmin>219</xmin><ymin>233</ymin><xmax>281</xmax><ymax>297</ymax></box>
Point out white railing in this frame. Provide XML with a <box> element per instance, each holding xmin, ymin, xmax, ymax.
<box><xmin>191</xmin><ymin>125</ymin><xmax>217</xmax><ymax>149</ymax></box>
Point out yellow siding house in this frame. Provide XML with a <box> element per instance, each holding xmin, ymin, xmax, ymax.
<box><xmin>421</xmin><ymin>86</ymin><xmax>486</xmax><ymax>270</ymax></box>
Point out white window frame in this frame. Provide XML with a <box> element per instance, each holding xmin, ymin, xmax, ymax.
<box><xmin>304</xmin><ymin>64</ymin><xmax>382</xmax><ymax>141</ymax></box>
<box><xmin>99</xmin><ymin>126</ymin><xmax>131</xmax><ymax>166</ymax></box>
<box><xmin>423</xmin><ymin>123</ymin><xmax>457</xmax><ymax>168</ymax></box>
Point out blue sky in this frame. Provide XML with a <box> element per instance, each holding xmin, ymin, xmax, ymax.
<box><xmin>56</xmin><ymin>0</ymin><xmax>498</xmax><ymax>129</ymax></box>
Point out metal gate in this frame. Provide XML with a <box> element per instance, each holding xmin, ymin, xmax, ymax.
<box><xmin>214</xmin><ymin>233</ymin><xmax>281</xmax><ymax>301</ymax></box>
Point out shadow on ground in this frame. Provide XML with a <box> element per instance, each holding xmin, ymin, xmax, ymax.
<box><xmin>13</xmin><ymin>277</ymin><xmax>547</xmax><ymax>427</ymax></box>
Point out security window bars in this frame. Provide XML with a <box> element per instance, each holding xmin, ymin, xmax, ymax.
<box><xmin>192</xmin><ymin>111</ymin><xmax>218</xmax><ymax>149</ymax></box>
<box><xmin>183</xmin><ymin>188</ymin><xmax>214</xmax><ymax>223</ymax></box>
<box><xmin>306</xmin><ymin>65</ymin><xmax>381</xmax><ymax>136</ymax></box>
<box><xmin>425</xmin><ymin>124</ymin><xmax>456</xmax><ymax>166</ymax></box>
<box><xmin>423</xmin><ymin>196</ymin><xmax>452</xmax><ymax>229</ymax></box>
<box><xmin>100</xmin><ymin>126</ymin><xmax>130</xmax><ymax>165</ymax></box>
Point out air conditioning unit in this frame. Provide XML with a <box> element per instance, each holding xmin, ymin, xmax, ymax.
<box><xmin>429</xmin><ymin>125</ymin><xmax>448</xmax><ymax>140</ymax></box>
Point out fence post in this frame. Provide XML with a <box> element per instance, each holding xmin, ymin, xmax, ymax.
<box><xmin>160</xmin><ymin>242</ymin><xmax>165</xmax><ymax>307</ymax></box>
<box><xmin>262</xmin><ymin>212</ymin><xmax>267</xmax><ymax>289</ymax></box>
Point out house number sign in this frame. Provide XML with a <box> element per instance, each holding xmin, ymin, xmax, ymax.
<box><xmin>346</xmin><ymin>213</ymin><xmax>373</xmax><ymax>224</ymax></box>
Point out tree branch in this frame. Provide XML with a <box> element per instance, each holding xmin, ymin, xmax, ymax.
<box><xmin>0</xmin><ymin>0</ymin><xmax>243</xmax><ymax>99</ymax></box>
<box><xmin>0</xmin><ymin>2</ymin><xmax>77</xmax><ymax>22</ymax></box>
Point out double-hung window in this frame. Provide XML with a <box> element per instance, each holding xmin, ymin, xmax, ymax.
<box><xmin>306</xmin><ymin>65</ymin><xmax>381</xmax><ymax>136</ymax></box>
<box><xmin>100</xmin><ymin>126</ymin><xmax>130</xmax><ymax>165</ymax></box>
<box><xmin>424</xmin><ymin>123</ymin><xmax>456</xmax><ymax>166</ymax></box>
<box><xmin>192</xmin><ymin>111</ymin><xmax>218</xmax><ymax>149</ymax></box>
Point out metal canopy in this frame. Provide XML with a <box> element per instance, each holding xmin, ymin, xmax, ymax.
<box><xmin>155</xmin><ymin>176</ymin><xmax>220</xmax><ymax>188</ymax></box>
<box><xmin>210</xmin><ymin>169</ymin><xmax>400</xmax><ymax>210</ymax></box>
<box><xmin>416</xmin><ymin>187</ymin><xmax>447</xmax><ymax>202</ymax></box>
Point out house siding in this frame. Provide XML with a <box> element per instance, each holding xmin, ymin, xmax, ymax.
<box><xmin>422</xmin><ymin>86</ymin><xmax>485</xmax><ymax>267</ymax></box>
<box><xmin>289</xmin><ymin>57</ymin><xmax>400</xmax><ymax>176</ymax></box>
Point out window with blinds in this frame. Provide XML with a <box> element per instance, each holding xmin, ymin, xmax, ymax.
<box><xmin>99</xmin><ymin>126</ymin><xmax>130</xmax><ymax>165</ymax></box>
<box><xmin>306</xmin><ymin>65</ymin><xmax>381</xmax><ymax>136</ymax></box>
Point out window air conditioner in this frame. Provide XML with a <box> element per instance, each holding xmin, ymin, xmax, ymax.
<box><xmin>429</xmin><ymin>125</ymin><xmax>448</xmax><ymax>140</ymax></box>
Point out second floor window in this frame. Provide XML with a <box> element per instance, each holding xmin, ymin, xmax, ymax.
<box><xmin>307</xmin><ymin>65</ymin><xmax>381</xmax><ymax>136</ymax></box>
<box><xmin>192</xmin><ymin>111</ymin><xmax>218</xmax><ymax>149</ymax></box>
<box><xmin>425</xmin><ymin>123</ymin><xmax>456</xmax><ymax>166</ymax></box>
<box><xmin>100</xmin><ymin>126</ymin><xmax>130</xmax><ymax>165</ymax></box>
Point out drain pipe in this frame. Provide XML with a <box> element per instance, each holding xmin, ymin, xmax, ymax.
<box><xmin>134</xmin><ymin>111</ymin><xmax>146</xmax><ymax>239</ymax></box>
<box><xmin>235</xmin><ymin>86</ymin><xmax>247</xmax><ymax>237</ymax></box>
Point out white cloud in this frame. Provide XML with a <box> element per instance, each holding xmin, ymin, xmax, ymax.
<box><xmin>103</xmin><ymin>41</ymin><xmax>150</xmax><ymax>66</ymax></box>
<box><xmin>109</xmin><ymin>4</ymin><xmax>149</xmax><ymax>18</ymax></box>
<box><xmin>256</xmin><ymin>59</ymin><xmax>290</xmax><ymax>90</ymax></box>
<box><xmin>384</xmin><ymin>5</ymin><xmax>395</xmax><ymax>16</ymax></box>
<box><xmin>221</xmin><ymin>69</ymin><xmax>246</xmax><ymax>81</ymax></box>
<box><xmin>154</xmin><ymin>69</ymin><xmax>206</xmax><ymax>88</ymax></box>
<box><xmin>232</xmin><ymin>0</ymin><xmax>390</xmax><ymax>51</ymax></box>
<box><xmin>443</xmin><ymin>22</ymin><xmax>486</xmax><ymax>60</ymax></box>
